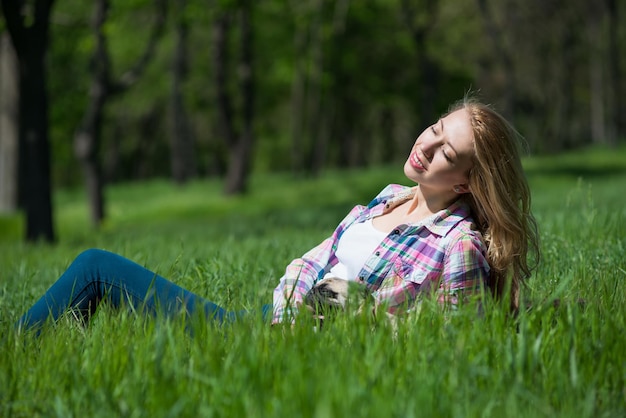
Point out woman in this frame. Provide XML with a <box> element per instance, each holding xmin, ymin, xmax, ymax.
<box><xmin>16</xmin><ymin>97</ymin><xmax>539</xmax><ymax>333</ymax></box>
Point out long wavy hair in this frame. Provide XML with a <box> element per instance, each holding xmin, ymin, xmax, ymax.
<box><xmin>450</xmin><ymin>97</ymin><xmax>540</xmax><ymax>312</ymax></box>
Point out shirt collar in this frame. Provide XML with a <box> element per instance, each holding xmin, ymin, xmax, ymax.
<box><xmin>421</xmin><ymin>199</ymin><xmax>473</xmax><ymax>237</ymax></box>
<box><xmin>376</xmin><ymin>186</ymin><xmax>473</xmax><ymax>237</ymax></box>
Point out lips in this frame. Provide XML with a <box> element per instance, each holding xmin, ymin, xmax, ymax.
<box><xmin>410</xmin><ymin>150</ymin><xmax>426</xmax><ymax>171</ymax></box>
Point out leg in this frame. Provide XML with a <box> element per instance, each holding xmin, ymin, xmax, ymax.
<box><xmin>16</xmin><ymin>249</ymin><xmax>228</xmax><ymax>332</ymax></box>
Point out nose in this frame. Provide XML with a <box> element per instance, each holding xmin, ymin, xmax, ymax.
<box><xmin>420</xmin><ymin>136</ymin><xmax>439</xmax><ymax>160</ymax></box>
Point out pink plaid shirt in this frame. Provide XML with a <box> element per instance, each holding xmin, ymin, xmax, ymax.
<box><xmin>272</xmin><ymin>184</ymin><xmax>490</xmax><ymax>323</ymax></box>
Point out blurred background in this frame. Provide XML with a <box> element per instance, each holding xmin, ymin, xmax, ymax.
<box><xmin>0</xmin><ymin>0</ymin><xmax>624</xmax><ymax>241</ymax></box>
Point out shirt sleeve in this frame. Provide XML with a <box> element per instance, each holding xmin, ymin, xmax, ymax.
<box><xmin>271</xmin><ymin>237</ymin><xmax>335</xmax><ymax>323</ymax></box>
<box><xmin>271</xmin><ymin>184</ymin><xmax>407</xmax><ymax>324</ymax></box>
<box><xmin>271</xmin><ymin>205</ymin><xmax>366</xmax><ymax>324</ymax></box>
<box><xmin>438</xmin><ymin>232</ymin><xmax>490</xmax><ymax>307</ymax></box>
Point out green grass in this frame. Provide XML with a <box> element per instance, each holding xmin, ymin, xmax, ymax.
<box><xmin>1</xmin><ymin>146</ymin><xmax>626</xmax><ymax>417</ymax></box>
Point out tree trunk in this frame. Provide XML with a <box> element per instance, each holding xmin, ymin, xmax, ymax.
<box><xmin>606</xmin><ymin>0</ymin><xmax>619</xmax><ymax>144</ymax></box>
<box><xmin>555</xmin><ymin>22</ymin><xmax>577</xmax><ymax>150</ymax></box>
<box><xmin>169</xmin><ymin>0</ymin><xmax>196</xmax><ymax>184</ymax></box>
<box><xmin>588</xmin><ymin>3</ymin><xmax>606</xmax><ymax>144</ymax></box>
<box><xmin>75</xmin><ymin>0</ymin><xmax>166</xmax><ymax>226</ymax></box>
<box><xmin>475</xmin><ymin>0</ymin><xmax>515</xmax><ymax>118</ymax></box>
<box><xmin>414</xmin><ymin>34</ymin><xmax>438</xmax><ymax>128</ymax></box>
<box><xmin>311</xmin><ymin>0</ymin><xmax>349</xmax><ymax>174</ymax></box>
<box><xmin>212</xmin><ymin>13</ymin><xmax>237</xmax><ymax>153</ymax></box>
<box><xmin>289</xmin><ymin>3</ymin><xmax>308</xmax><ymax>174</ymax></box>
<box><xmin>1</xmin><ymin>0</ymin><xmax>56</xmax><ymax>242</ymax></box>
<box><xmin>224</xmin><ymin>1</ymin><xmax>255</xmax><ymax>194</ymax></box>
<box><xmin>0</xmin><ymin>32</ymin><xmax>19</xmax><ymax>213</ymax></box>
<box><xmin>304</xmin><ymin>0</ymin><xmax>325</xmax><ymax>174</ymax></box>
<box><xmin>74</xmin><ymin>0</ymin><xmax>110</xmax><ymax>225</ymax></box>
<box><xmin>288</xmin><ymin>0</ymin><xmax>326</xmax><ymax>175</ymax></box>
<box><xmin>401</xmin><ymin>0</ymin><xmax>440</xmax><ymax>127</ymax></box>
<box><xmin>19</xmin><ymin>47</ymin><xmax>55</xmax><ymax>241</ymax></box>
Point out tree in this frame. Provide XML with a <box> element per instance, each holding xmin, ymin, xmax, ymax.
<box><xmin>1</xmin><ymin>0</ymin><xmax>56</xmax><ymax>242</ymax></box>
<box><xmin>401</xmin><ymin>0</ymin><xmax>440</xmax><ymax>129</ymax></box>
<box><xmin>586</xmin><ymin>0</ymin><xmax>620</xmax><ymax>147</ymax></box>
<box><xmin>0</xmin><ymin>32</ymin><xmax>18</xmax><ymax>214</ymax></box>
<box><xmin>475</xmin><ymin>0</ymin><xmax>515</xmax><ymax>119</ymax></box>
<box><xmin>5</xmin><ymin>0</ymin><xmax>622</xmax><ymax>194</ymax></box>
<box><xmin>286</xmin><ymin>0</ymin><xmax>350</xmax><ymax>176</ymax></box>
<box><xmin>74</xmin><ymin>0</ymin><xmax>166</xmax><ymax>226</ymax></box>
<box><xmin>169</xmin><ymin>0</ymin><xmax>196</xmax><ymax>184</ymax></box>
<box><xmin>288</xmin><ymin>0</ymin><xmax>325</xmax><ymax>176</ymax></box>
<box><xmin>606</xmin><ymin>0</ymin><xmax>621</xmax><ymax>143</ymax></box>
<box><xmin>587</xmin><ymin>0</ymin><xmax>608</xmax><ymax>145</ymax></box>
<box><xmin>212</xmin><ymin>0</ymin><xmax>255</xmax><ymax>195</ymax></box>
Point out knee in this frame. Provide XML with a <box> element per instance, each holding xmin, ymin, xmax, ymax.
<box><xmin>72</xmin><ymin>248</ymin><xmax>116</xmax><ymax>268</ymax></box>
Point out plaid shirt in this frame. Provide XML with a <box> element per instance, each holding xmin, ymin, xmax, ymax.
<box><xmin>271</xmin><ymin>184</ymin><xmax>490</xmax><ymax>323</ymax></box>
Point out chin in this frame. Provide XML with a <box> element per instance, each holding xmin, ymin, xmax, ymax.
<box><xmin>403</xmin><ymin>164</ymin><xmax>420</xmax><ymax>183</ymax></box>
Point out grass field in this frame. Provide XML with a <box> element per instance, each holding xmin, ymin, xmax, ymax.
<box><xmin>1</xmin><ymin>146</ymin><xmax>625</xmax><ymax>417</ymax></box>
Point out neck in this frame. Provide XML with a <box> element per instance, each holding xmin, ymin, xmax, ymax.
<box><xmin>406</xmin><ymin>185</ymin><xmax>458</xmax><ymax>217</ymax></box>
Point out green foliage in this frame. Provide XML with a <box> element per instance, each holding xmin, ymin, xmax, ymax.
<box><xmin>1</xmin><ymin>148</ymin><xmax>626</xmax><ymax>417</ymax></box>
<box><xmin>41</xmin><ymin>0</ymin><xmax>626</xmax><ymax>187</ymax></box>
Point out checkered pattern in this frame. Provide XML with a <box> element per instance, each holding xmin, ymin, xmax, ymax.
<box><xmin>272</xmin><ymin>184</ymin><xmax>490</xmax><ymax>323</ymax></box>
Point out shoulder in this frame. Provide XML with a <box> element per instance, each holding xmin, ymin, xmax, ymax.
<box><xmin>444</xmin><ymin>220</ymin><xmax>487</xmax><ymax>258</ymax></box>
<box><xmin>438</xmin><ymin>201</ymin><xmax>487</xmax><ymax>252</ymax></box>
<box><xmin>367</xmin><ymin>184</ymin><xmax>413</xmax><ymax>208</ymax></box>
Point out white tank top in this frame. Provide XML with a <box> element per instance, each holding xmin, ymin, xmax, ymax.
<box><xmin>324</xmin><ymin>219</ymin><xmax>388</xmax><ymax>281</ymax></box>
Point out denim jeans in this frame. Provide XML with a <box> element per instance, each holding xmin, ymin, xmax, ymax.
<box><xmin>17</xmin><ymin>249</ymin><xmax>270</xmax><ymax>332</ymax></box>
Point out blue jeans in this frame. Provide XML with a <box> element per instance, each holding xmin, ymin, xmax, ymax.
<box><xmin>17</xmin><ymin>249</ymin><xmax>271</xmax><ymax>332</ymax></box>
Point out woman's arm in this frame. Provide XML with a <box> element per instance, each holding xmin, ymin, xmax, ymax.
<box><xmin>271</xmin><ymin>184</ymin><xmax>410</xmax><ymax>324</ymax></box>
<box><xmin>271</xmin><ymin>236</ymin><xmax>337</xmax><ymax>323</ymax></box>
<box><xmin>271</xmin><ymin>204</ymin><xmax>369</xmax><ymax>323</ymax></box>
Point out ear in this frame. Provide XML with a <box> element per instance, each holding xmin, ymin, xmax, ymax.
<box><xmin>453</xmin><ymin>184</ymin><xmax>470</xmax><ymax>194</ymax></box>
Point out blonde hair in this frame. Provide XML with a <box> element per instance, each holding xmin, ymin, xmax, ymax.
<box><xmin>450</xmin><ymin>97</ymin><xmax>540</xmax><ymax>312</ymax></box>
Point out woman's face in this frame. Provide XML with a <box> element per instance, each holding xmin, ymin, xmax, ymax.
<box><xmin>404</xmin><ymin>108</ymin><xmax>475</xmax><ymax>194</ymax></box>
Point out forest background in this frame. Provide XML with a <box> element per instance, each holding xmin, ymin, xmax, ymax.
<box><xmin>0</xmin><ymin>0</ymin><xmax>624</xmax><ymax>242</ymax></box>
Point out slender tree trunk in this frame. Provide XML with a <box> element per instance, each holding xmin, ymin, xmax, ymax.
<box><xmin>289</xmin><ymin>0</ymin><xmax>320</xmax><ymax>175</ymax></box>
<box><xmin>169</xmin><ymin>0</ymin><xmax>196</xmax><ymax>184</ymax></box>
<box><xmin>1</xmin><ymin>0</ymin><xmax>56</xmax><ymax>242</ymax></box>
<box><xmin>75</xmin><ymin>0</ymin><xmax>166</xmax><ymax>226</ymax></box>
<box><xmin>310</xmin><ymin>0</ymin><xmax>349</xmax><ymax>174</ymax></box>
<box><xmin>476</xmin><ymin>0</ymin><xmax>515</xmax><ymax>118</ymax></box>
<box><xmin>401</xmin><ymin>0</ymin><xmax>440</xmax><ymax>127</ymax></box>
<box><xmin>555</xmin><ymin>25</ymin><xmax>577</xmax><ymax>150</ymax></box>
<box><xmin>588</xmin><ymin>4</ymin><xmax>607</xmax><ymax>144</ymax></box>
<box><xmin>336</xmin><ymin>98</ymin><xmax>361</xmax><ymax>168</ymax></box>
<box><xmin>136</xmin><ymin>106</ymin><xmax>162</xmax><ymax>179</ymax></box>
<box><xmin>0</xmin><ymin>32</ymin><xmax>19</xmax><ymax>213</ymax></box>
<box><xmin>224</xmin><ymin>1</ymin><xmax>255</xmax><ymax>194</ymax></box>
<box><xmin>213</xmin><ymin>13</ymin><xmax>237</xmax><ymax>150</ymax></box>
<box><xmin>304</xmin><ymin>0</ymin><xmax>325</xmax><ymax>174</ymax></box>
<box><xmin>413</xmin><ymin>33</ymin><xmax>438</xmax><ymax>128</ymax></box>
<box><xmin>289</xmin><ymin>3</ymin><xmax>308</xmax><ymax>174</ymax></box>
<box><xmin>606</xmin><ymin>0</ymin><xmax>619</xmax><ymax>144</ymax></box>
<box><xmin>310</xmin><ymin>108</ymin><xmax>330</xmax><ymax>176</ymax></box>
<box><xmin>74</xmin><ymin>0</ymin><xmax>109</xmax><ymax>224</ymax></box>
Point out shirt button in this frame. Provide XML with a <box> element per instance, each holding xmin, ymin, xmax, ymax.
<box><xmin>393</xmin><ymin>229</ymin><xmax>400</xmax><ymax>234</ymax></box>
<box><xmin>358</xmin><ymin>277</ymin><xmax>365</xmax><ymax>282</ymax></box>
<box><xmin>375</xmin><ymin>251</ymin><xmax>380</xmax><ymax>256</ymax></box>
